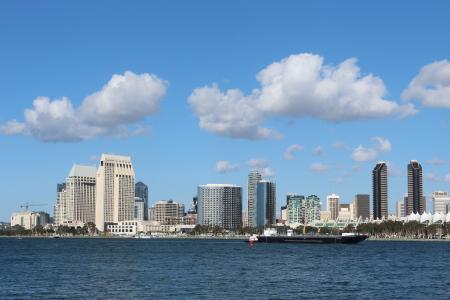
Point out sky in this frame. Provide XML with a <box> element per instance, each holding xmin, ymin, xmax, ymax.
<box><xmin>1</xmin><ymin>1</ymin><xmax>450</xmax><ymax>221</ymax></box>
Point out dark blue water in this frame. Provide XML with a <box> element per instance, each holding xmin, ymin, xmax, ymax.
<box><xmin>1</xmin><ymin>238</ymin><xmax>450</xmax><ymax>299</ymax></box>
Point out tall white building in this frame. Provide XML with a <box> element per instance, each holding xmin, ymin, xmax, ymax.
<box><xmin>95</xmin><ymin>154</ymin><xmax>135</xmax><ymax>231</ymax></box>
<box><xmin>396</xmin><ymin>199</ymin><xmax>405</xmax><ymax>218</ymax></box>
<box><xmin>327</xmin><ymin>193</ymin><xmax>340</xmax><ymax>220</ymax></box>
<box><xmin>432</xmin><ymin>191</ymin><xmax>450</xmax><ymax>213</ymax></box>
<box><xmin>54</xmin><ymin>183</ymin><xmax>67</xmax><ymax>225</ymax></box>
<box><xmin>198</xmin><ymin>184</ymin><xmax>242</xmax><ymax>230</ymax></box>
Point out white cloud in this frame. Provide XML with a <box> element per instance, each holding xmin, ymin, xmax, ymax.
<box><xmin>188</xmin><ymin>85</ymin><xmax>281</xmax><ymax>140</ymax></box>
<box><xmin>284</xmin><ymin>144</ymin><xmax>304</xmax><ymax>160</ymax></box>
<box><xmin>310</xmin><ymin>162</ymin><xmax>329</xmax><ymax>173</ymax></box>
<box><xmin>402</xmin><ymin>60</ymin><xmax>450</xmax><ymax>108</ymax></box>
<box><xmin>332</xmin><ymin>141</ymin><xmax>351</xmax><ymax>150</ymax></box>
<box><xmin>445</xmin><ymin>174</ymin><xmax>450</xmax><ymax>183</ymax></box>
<box><xmin>351</xmin><ymin>136</ymin><xmax>392</xmax><ymax>162</ymax></box>
<box><xmin>313</xmin><ymin>145</ymin><xmax>324</xmax><ymax>156</ymax></box>
<box><xmin>215</xmin><ymin>160</ymin><xmax>240</xmax><ymax>173</ymax></box>
<box><xmin>0</xmin><ymin>71</ymin><xmax>167</xmax><ymax>142</ymax></box>
<box><xmin>188</xmin><ymin>53</ymin><xmax>416</xmax><ymax>139</ymax></box>
<box><xmin>247</xmin><ymin>158</ymin><xmax>275</xmax><ymax>177</ymax></box>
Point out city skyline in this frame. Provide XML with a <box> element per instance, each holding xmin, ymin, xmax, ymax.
<box><xmin>1</xmin><ymin>1</ymin><xmax>450</xmax><ymax>221</ymax></box>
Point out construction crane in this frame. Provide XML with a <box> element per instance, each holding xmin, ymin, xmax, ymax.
<box><xmin>20</xmin><ymin>203</ymin><xmax>48</xmax><ymax>211</ymax></box>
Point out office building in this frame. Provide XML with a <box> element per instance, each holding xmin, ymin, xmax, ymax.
<box><xmin>54</xmin><ymin>183</ymin><xmax>67</xmax><ymax>225</ymax></box>
<box><xmin>373</xmin><ymin>162</ymin><xmax>388</xmax><ymax>220</ymax></box>
<box><xmin>152</xmin><ymin>200</ymin><xmax>185</xmax><ymax>224</ymax></box>
<box><xmin>134</xmin><ymin>197</ymin><xmax>145</xmax><ymax>221</ymax></box>
<box><xmin>327</xmin><ymin>193</ymin><xmax>340</xmax><ymax>220</ymax></box>
<box><xmin>95</xmin><ymin>154</ymin><xmax>135</xmax><ymax>231</ymax></box>
<box><xmin>197</xmin><ymin>184</ymin><xmax>242</xmax><ymax>230</ymax></box>
<box><xmin>396</xmin><ymin>200</ymin><xmax>405</xmax><ymax>218</ymax></box>
<box><xmin>432</xmin><ymin>191</ymin><xmax>450</xmax><ymax>214</ymax></box>
<box><xmin>247</xmin><ymin>170</ymin><xmax>262</xmax><ymax>228</ymax></box>
<box><xmin>353</xmin><ymin>194</ymin><xmax>370</xmax><ymax>220</ymax></box>
<box><xmin>242</xmin><ymin>211</ymin><xmax>249</xmax><ymax>227</ymax></box>
<box><xmin>11</xmin><ymin>211</ymin><xmax>50</xmax><ymax>230</ymax></box>
<box><xmin>304</xmin><ymin>195</ymin><xmax>321</xmax><ymax>225</ymax></box>
<box><xmin>256</xmin><ymin>180</ymin><xmax>276</xmax><ymax>227</ymax></box>
<box><xmin>135</xmin><ymin>182</ymin><xmax>149</xmax><ymax>220</ymax></box>
<box><xmin>407</xmin><ymin>160</ymin><xmax>424</xmax><ymax>214</ymax></box>
<box><xmin>338</xmin><ymin>204</ymin><xmax>352</xmax><ymax>220</ymax></box>
<box><xmin>280</xmin><ymin>206</ymin><xmax>287</xmax><ymax>222</ymax></box>
<box><xmin>287</xmin><ymin>194</ymin><xmax>305</xmax><ymax>225</ymax></box>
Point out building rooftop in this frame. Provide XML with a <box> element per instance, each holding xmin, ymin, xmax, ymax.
<box><xmin>68</xmin><ymin>164</ymin><xmax>97</xmax><ymax>178</ymax></box>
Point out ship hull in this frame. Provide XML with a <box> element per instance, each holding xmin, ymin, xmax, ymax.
<box><xmin>255</xmin><ymin>235</ymin><xmax>367</xmax><ymax>244</ymax></box>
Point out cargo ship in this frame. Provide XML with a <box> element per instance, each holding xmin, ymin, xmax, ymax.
<box><xmin>249</xmin><ymin>229</ymin><xmax>367</xmax><ymax>244</ymax></box>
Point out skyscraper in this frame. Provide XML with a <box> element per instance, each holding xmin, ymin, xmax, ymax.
<box><xmin>135</xmin><ymin>182</ymin><xmax>149</xmax><ymax>220</ymax></box>
<box><xmin>247</xmin><ymin>170</ymin><xmax>262</xmax><ymax>228</ymax></box>
<box><xmin>134</xmin><ymin>197</ymin><xmax>145</xmax><ymax>221</ymax></box>
<box><xmin>407</xmin><ymin>160</ymin><xmax>424</xmax><ymax>215</ymax></box>
<box><xmin>304</xmin><ymin>195</ymin><xmax>321</xmax><ymax>225</ymax></box>
<box><xmin>372</xmin><ymin>162</ymin><xmax>388</xmax><ymax>220</ymax></box>
<box><xmin>198</xmin><ymin>184</ymin><xmax>242</xmax><ymax>230</ymax></box>
<box><xmin>66</xmin><ymin>164</ymin><xmax>97</xmax><ymax>224</ymax></box>
<box><xmin>54</xmin><ymin>183</ymin><xmax>67</xmax><ymax>225</ymax></box>
<box><xmin>256</xmin><ymin>180</ymin><xmax>276</xmax><ymax>227</ymax></box>
<box><xmin>95</xmin><ymin>154</ymin><xmax>135</xmax><ymax>231</ymax></box>
<box><xmin>326</xmin><ymin>193</ymin><xmax>340</xmax><ymax>220</ymax></box>
<box><xmin>287</xmin><ymin>194</ymin><xmax>305</xmax><ymax>225</ymax></box>
<box><xmin>353</xmin><ymin>194</ymin><xmax>370</xmax><ymax>220</ymax></box>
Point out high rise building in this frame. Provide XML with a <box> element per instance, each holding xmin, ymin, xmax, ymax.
<box><xmin>54</xmin><ymin>183</ymin><xmax>67</xmax><ymax>225</ymax></box>
<box><xmin>256</xmin><ymin>180</ymin><xmax>276</xmax><ymax>227</ymax></box>
<box><xmin>353</xmin><ymin>194</ymin><xmax>370</xmax><ymax>220</ymax></box>
<box><xmin>197</xmin><ymin>184</ymin><xmax>242</xmax><ymax>230</ymax></box>
<box><xmin>247</xmin><ymin>170</ymin><xmax>262</xmax><ymax>228</ymax></box>
<box><xmin>95</xmin><ymin>154</ymin><xmax>135</xmax><ymax>231</ymax></box>
<box><xmin>396</xmin><ymin>200</ymin><xmax>405</xmax><ymax>218</ymax></box>
<box><xmin>327</xmin><ymin>193</ymin><xmax>340</xmax><ymax>220</ymax></box>
<box><xmin>432</xmin><ymin>191</ymin><xmax>450</xmax><ymax>214</ymax></box>
<box><xmin>407</xmin><ymin>160</ymin><xmax>424</xmax><ymax>214</ymax></box>
<box><xmin>65</xmin><ymin>165</ymin><xmax>97</xmax><ymax>224</ymax></box>
<box><xmin>135</xmin><ymin>182</ymin><xmax>149</xmax><ymax>220</ymax></box>
<box><xmin>287</xmin><ymin>194</ymin><xmax>305</xmax><ymax>225</ymax></box>
<box><xmin>134</xmin><ymin>197</ymin><xmax>145</xmax><ymax>221</ymax></box>
<box><xmin>372</xmin><ymin>162</ymin><xmax>388</xmax><ymax>220</ymax></box>
<box><xmin>304</xmin><ymin>195</ymin><xmax>321</xmax><ymax>225</ymax></box>
<box><xmin>152</xmin><ymin>200</ymin><xmax>185</xmax><ymax>224</ymax></box>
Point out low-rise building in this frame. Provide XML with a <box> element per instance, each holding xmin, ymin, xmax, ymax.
<box><xmin>107</xmin><ymin>220</ymin><xmax>196</xmax><ymax>236</ymax></box>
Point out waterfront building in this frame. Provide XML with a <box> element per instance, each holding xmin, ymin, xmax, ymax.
<box><xmin>353</xmin><ymin>194</ymin><xmax>370</xmax><ymax>220</ymax></box>
<box><xmin>0</xmin><ymin>222</ymin><xmax>10</xmax><ymax>230</ymax></box>
<box><xmin>107</xmin><ymin>220</ymin><xmax>196</xmax><ymax>236</ymax></box>
<box><xmin>134</xmin><ymin>197</ymin><xmax>145</xmax><ymax>221</ymax></box>
<box><xmin>432</xmin><ymin>191</ymin><xmax>450</xmax><ymax>214</ymax></box>
<box><xmin>338</xmin><ymin>204</ymin><xmax>352</xmax><ymax>220</ymax></box>
<box><xmin>135</xmin><ymin>182</ymin><xmax>149</xmax><ymax>220</ymax></box>
<box><xmin>256</xmin><ymin>180</ymin><xmax>276</xmax><ymax>227</ymax></box>
<box><xmin>242</xmin><ymin>210</ymin><xmax>249</xmax><ymax>227</ymax></box>
<box><xmin>95</xmin><ymin>154</ymin><xmax>135</xmax><ymax>231</ymax></box>
<box><xmin>304</xmin><ymin>195</ymin><xmax>321</xmax><ymax>225</ymax></box>
<box><xmin>152</xmin><ymin>200</ymin><xmax>185</xmax><ymax>224</ymax></box>
<box><xmin>287</xmin><ymin>194</ymin><xmax>305</xmax><ymax>225</ymax></box>
<box><xmin>320</xmin><ymin>211</ymin><xmax>330</xmax><ymax>221</ymax></box>
<box><xmin>197</xmin><ymin>184</ymin><xmax>242</xmax><ymax>230</ymax></box>
<box><xmin>11</xmin><ymin>211</ymin><xmax>50</xmax><ymax>230</ymax></box>
<box><xmin>54</xmin><ymin>183</ymin><xmax>67</xmax><ymax>225</ymax></box>
<box><xmin>65</xmin><ymin>165</ymin><xmax>97</xmax><ymax>224</ymax></box>
<box><xmin>247</xmin><ymin>170</ymin><xmax>262</xmax><ymax>228</ymax></box>
<box><xmin>396</xmin><ymin>200</ymin><xmax>405</xmax><ymax>218</ymax></box>
<box><xmin>280</xmin><ymin>206</ymin><xmax>287</xmax><ymax>222</ymax></box>
<box><xmin>407</xmin><ymin>160</ymin><xmax>424</xmax><ymax>214</ymax></box>
<box><xmin>372</xmin><ymin>162</ymin><xmax>388</xmax><ymax>220</ymax></box>
<box><xmin>327</xmin><ymin>193</ymin><xmax>340</xmax><ymax>220</ymax></box>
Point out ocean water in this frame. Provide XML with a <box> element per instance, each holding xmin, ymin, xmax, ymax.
<box><xmin>1</xmin><ymin>238</ymin><xmax>450</xmax><ymax>299</ymax></box>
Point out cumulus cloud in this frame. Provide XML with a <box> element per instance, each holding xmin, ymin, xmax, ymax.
<box><xmin>0</xmin><ymin>71</ymin><xmax>167</xmax><ymax>142</ymax></box>
<box><xmin>402</xmin><ymin>60</ymin><xmax>450</xmax><ymax>108</ymax></box>
<box><xmin>188</xmin><ymin>53</ymin><xmax>416</xmax><ymax>139</ymax></box>
<box><xmin>351</xmin><ymin>136</ymin><xmax>391</xmax><ymax>162</ymax></box>
<box><xmin>215</xmin><ymin>160</ymin><xmax>240</xmax><ymax>173</ymax></box>
<box><xmin>313</xmin><ymin>145</ymin><xmax>324</xmax><ymax>156</ymax></box>
<box><xmin>284</xmin><ymin>144</ymin><xmax>304</xmax><ymax>160</ymax></box>
<box><xmin>247</xmin><ymin>158</ymin><xmax>275</xmax><ymax>176</ymax></box>
<box><xmin>310</xmin><ymin>162</ymin><xmax>329</xmax><ymax>173</ymax></box>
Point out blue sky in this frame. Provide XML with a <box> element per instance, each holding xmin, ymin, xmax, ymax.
<box><xmin>1</xmin><ymin>1</ymin><xmax>450</xmax><ymax>221</ymax></box>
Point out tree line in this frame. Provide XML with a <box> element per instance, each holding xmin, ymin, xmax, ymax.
<box><xmin>0</xmin><ymin>222</ymin><xmax>98</xmax><ymax>236</ymax></box>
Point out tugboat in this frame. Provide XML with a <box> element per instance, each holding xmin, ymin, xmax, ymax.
<box><xmin>250</xmin><ymin>228</ymin><xmax>367</xmax><ymax>244</ymax></box>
